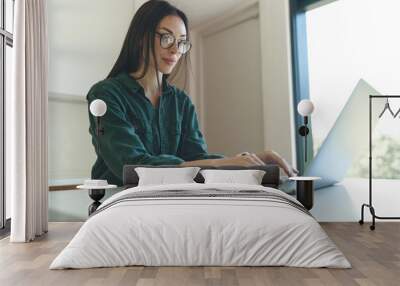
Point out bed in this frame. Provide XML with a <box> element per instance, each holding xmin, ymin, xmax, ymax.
<box><xmin>49</xmin><ymin>165</ymin><xmax>351</xmax><ymax>269</ymax></box>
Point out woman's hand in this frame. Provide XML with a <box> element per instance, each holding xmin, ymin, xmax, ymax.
<box><xmin>234</xmin><ymin>152</ymin><xmax>265</xmax><ymax>165</ymax></box>
<box><xmin>254</xmin><ymin>150</ymin><xmax>299</xmax><ymax>177</ymax></box>
<box><xmin>213</xmin><ymin>154</ymin><xmax>265</xmax><ymax>167</ymax></box>
<box><xmin>180</xmin><ymin>154</ymin><xmax>265</xmax><ymax>167</ymax></box>
<box><xmin>180</xmin><ymin>150</ymin><xmax>297</xmax><ymax>175</ymax></box>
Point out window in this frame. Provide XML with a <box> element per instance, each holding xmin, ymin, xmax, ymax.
<box><xmin>1</xmin><ymin>0</ymin><xmax>14</xmax><ymax>233</ymax></box>
<box><xmin>291</xmin><ymin>0</ymin><xmax>400</xmax><ymax>179</ymax></box>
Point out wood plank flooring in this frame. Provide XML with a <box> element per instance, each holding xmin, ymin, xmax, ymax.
<box><xmin>0</xmin><ymin>222</ymin><xmax>399</xmax><ymax>286</ymax></box>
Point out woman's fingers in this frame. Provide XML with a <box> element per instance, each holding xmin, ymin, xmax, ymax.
<box><xmin>281</xmin><ymin>160</ymin><xmax>298</xmax><ymax>177</ymax></box>
<box><xmin>214</xmin><ymin>156</ymin><xmax>254</xmax><ymax>166</ymax></box>
<box><xmin>238</xmin><ymin>152</ymin><xmax>265</xmax><ymax>166</ymax></box>
<box><xmin>237</xmin><ymin>155</ymin><xmax>263</xmax><ymax>166</ymax></box>
<box><xmin>215</xmin><ymin>153</ymin><xmax>272</xmax><ymax>167</ymax></box>
<box><xmin>258</xmin><ymin>150</ymin><xmax>299</xmax><ymax>176</ymax></box>
<box><xmin>250</xmin><ymin>153</ymin><xmax>266</xmax><ymax>166</ymax></box>
<box><xmin>241</xmin><ymin>155</ymin><xmax>262</xmax><ymax>166</ymax></box>
<box><xmin>233</xmin><ymin>152</ymin><xmax>263</xmax><ymax>166</ymax></box>
<box><xmin>276</xmin><ymin>157</ymin><xmax>293</xmax><ymax>176</ymax></box>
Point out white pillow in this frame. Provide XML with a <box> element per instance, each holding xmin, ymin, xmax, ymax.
<box><xmin>200</xmin><ymin>169</ymin><xmax>266</xmax><ymax>185</ymax></box>
<box><xmin>135</xmin><ymin>167</ymin><xmax>201</xmax><ymax>186</ymax></box>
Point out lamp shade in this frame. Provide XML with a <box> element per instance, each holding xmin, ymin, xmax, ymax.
<box><xmin>297</xmin><ymin>99</ymin><xmax>315</xmax><ymax>116</ymax></box>
<box><xmin>90</xmin><ymin>99</ymin><xmax>107</xmax><ymax>117</ymax></box>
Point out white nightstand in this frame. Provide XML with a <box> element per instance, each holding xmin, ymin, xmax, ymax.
<box><xmin>77</xmin><ymin>181</ymin><xmax>117</xmax><ymax>215</ymax></box>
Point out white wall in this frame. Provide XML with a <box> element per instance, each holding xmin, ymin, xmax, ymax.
<box><xmin>259</xmin><ymin>0</ymin><xmax>296</xmax><ymax>166</ymax></box>
<box><xmin>192</xmin><ymin>0</ymin><xmax>296</xmax><ymax>165</ymax></box>
<box><xmin>202</xmin><ymin>15</ymin><xmax>264</xmax><ymax>156</ymax></box>
<box><xmin>47</xmin><ymin>0</ymin><xmax>137</xmax><ymax>181</ymax></box>
<box><xmin>48</xmin><ymin>0</ymin><xmax>136</xmax><ymax>97</ymax></box>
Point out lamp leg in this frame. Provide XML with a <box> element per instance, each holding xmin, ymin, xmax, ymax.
<box><xmin>304</xmin><ymin>116</ymin><xmax>308</xmax><ymax>163</ymax></box>
<box><xmin>305</xmin><ymin>133</ymin><xmax>307</xmax><ymax>162</ymax></box>
<box><xmin>96</xmin><ymin>117</ymin><xmax>101</xmax><ymax>136</ymax></box>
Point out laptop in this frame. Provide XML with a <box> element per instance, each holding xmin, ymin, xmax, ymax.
<box><xmin>279</xmin><ymin>79</ymin><xmax>385</xmax><ymax>193</ymax></box>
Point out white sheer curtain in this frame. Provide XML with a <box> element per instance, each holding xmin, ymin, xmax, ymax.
<box><xmin>7</xmin><ymin>0</ymin><xmax>48</xmax><ymax>242</ymax></box>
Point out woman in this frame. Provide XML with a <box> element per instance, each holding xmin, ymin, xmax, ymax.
<box><xmin>87</xmin><ymin>0</ymin><xmax>297</xmax><ymax>186</ymax></box>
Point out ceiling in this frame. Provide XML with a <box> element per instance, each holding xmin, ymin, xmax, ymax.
<box><xmin>169</xmin><ymin>0</ymin><xmax>251</xmax><ymax>28</ymax></box>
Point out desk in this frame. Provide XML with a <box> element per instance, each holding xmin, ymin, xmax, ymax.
<box><xmin>77</xmin><ymin>183</ymin><xmax>117</xmax><ymax>215</ymax></box>
<box><xmin>49</xmin><ymin>178</ymin><xmax>86</xmax><ymax>191</ymax></box>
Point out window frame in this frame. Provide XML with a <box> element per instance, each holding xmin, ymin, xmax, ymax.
<box><xmin>0</xmin><ymin>0</ymin><xmax>14</xmax><ymax>233</ymax></box>
<box><xmin>289</xmin><ymin>0</ymin><xmax>338</xmax><ymax>174</ymax></box>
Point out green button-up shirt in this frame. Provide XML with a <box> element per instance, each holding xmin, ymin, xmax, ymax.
<box><xmin>87</xmin><ymin>72</ymin><xmax>224</xmax><ymax>186</ymax></box>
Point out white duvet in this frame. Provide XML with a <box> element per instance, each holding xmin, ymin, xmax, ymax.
<box><xmin>50</xmin><ymin>183</ymin><xmax>351</xmax><ymax>269</ymax></box>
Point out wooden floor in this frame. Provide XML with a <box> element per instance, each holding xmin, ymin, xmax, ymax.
<box><xmin>0</xmin><ymin>222</ymin><xmax>399</xmax><ymax>286</ymax></box>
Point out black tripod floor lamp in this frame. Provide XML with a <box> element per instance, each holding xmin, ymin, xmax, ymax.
<box><xmin>359</xmin><ymin>95</ymin><xmax>400</xmax><ymax>230</ymax></box>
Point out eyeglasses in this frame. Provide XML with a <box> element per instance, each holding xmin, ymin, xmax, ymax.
<box><xmin>155</xmin><ymin>32</ymin><xmax>192</xmax><ymax>54</ymax></box>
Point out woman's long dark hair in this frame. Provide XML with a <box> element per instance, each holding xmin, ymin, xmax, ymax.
<box><xmin>107</xmin><ymin>0</ymin><xmax>191</xmax><ymax>91</ymax></box>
